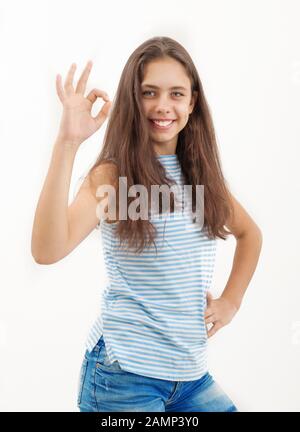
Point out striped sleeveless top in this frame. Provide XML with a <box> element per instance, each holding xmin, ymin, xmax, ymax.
<box><xmin>84</xmin><ymin>153</ymin><xmax>217</xmax><ymax>381</ymax></box>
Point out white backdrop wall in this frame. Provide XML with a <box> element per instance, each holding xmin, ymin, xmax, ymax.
<box><xmin>0</xmin><ymin>0</ymin><xmax>299</xmax><ymax>412</ymax></box>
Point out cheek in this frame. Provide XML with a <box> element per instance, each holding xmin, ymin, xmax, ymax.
<box><xmin>141</xmin><ymin>100</ymin><xmax>152</xmax><ymax>114</ymax></box>
<box><xmin>177</xmin><ymin>105</ymin><xmax>190</xmax><ymax>123</ymax></box>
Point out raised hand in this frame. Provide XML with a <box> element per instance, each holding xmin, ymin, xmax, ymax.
<box><xmin>55</xmin><ymin>60</ymin><xmax>112</xmax><ymax>148</ymax></box>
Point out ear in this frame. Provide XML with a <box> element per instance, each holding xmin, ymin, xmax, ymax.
<box><xmin>189</xmin><ymin>90</ymin><xmax>197</xmax><ymax>115</ymax></box>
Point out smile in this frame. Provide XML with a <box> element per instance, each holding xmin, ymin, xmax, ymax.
<box><xmin>149</xmin><ymin>119</ymin><xmax>175</xmax><ymax>131</ymax></box>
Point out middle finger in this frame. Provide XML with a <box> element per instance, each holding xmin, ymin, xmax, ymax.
<box><xmin>76</xmin><ymin>60</ymin><xmax>93</xmax><ymax>94</ymax></box>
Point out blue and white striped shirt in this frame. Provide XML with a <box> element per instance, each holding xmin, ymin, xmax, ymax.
<box><xmin>85</xmin><ymin>153</ymin><xmax>217</xmax><ymax>381</ymax></box>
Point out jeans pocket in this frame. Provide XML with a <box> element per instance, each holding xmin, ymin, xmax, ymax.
<box><xmin>95</xmin><ymin>341</ymin><xmax>124</xmax><ymax>375</ymax></box>
<box><xmin>77</xmin><ymin>357</ymin><xmax>88</xmax><ymax>406</ymax></box>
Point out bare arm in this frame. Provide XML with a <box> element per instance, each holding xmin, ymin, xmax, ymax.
<box><xmin>204</xmin><ymin>192</ymin><xmax>263</xmax><ymax>338</ymax></box>
<box><xmin>31</xmin><ymin>138</ymin><xmax>78</xmax><ymax>264</ymax></box>
<box><xmin>31</xmin><ymin>60</ymin><xmax>112</xmax><ymax>264</ymax></box>
<box><xmin>220</xmin><ymin>192</ymin><xmax>263</xmax><ymax>309</ymax></box>
<box><xmin>31</xmin><ymin>151</ymin><xmax>117</xmax><ymax>265</ymax></box>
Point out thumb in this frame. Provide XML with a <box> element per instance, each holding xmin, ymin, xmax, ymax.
<box><xmin>94</xmin><ymin>100</ymin><xmax>112</xmax><ymax>128</ymax></box>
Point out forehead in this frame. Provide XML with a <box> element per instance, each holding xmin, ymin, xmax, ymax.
<box><xmin>141</xmin><ymin>57</ymin><xmax>191</xmax><ymax>90</ymax></box>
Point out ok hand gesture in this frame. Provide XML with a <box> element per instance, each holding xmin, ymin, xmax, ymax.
<box><xmin>56</xmin><ymin>60</ymin><xmax>112</xmax><ymax>149</ymax></box>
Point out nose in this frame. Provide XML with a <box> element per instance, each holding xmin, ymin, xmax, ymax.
<box><xmin>155</xmin><ymin>94</ymin><xmax>171</xmax><ymax>114</ymax></box>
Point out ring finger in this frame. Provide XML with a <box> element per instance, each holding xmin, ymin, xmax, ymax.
<box><xmin>64</xmin><ymin>62</ymin><xmax>77</xmax><ymax>94</ymax></box>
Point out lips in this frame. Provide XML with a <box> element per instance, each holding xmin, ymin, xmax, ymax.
<box><xmin>149</xmin><ymin>119</ymin><xmax>176</xmax><ymax>131</ymax></box>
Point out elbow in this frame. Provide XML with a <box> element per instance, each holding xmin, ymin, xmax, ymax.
<box><xmin>31</xmin><ymin>252</ymin><xmax>59</xmax><ymax>265</ymax></box>
<box><xmin>257</xmin><ymin>227</ymin><xmax>263</xmax><ymax>251</ymax></box>
<box><xmin>247</xmin><ymin>225</ymin><xmax>263</xmax><ymax>252</ymax></box>
<box><xmin>32</xmin><ymin>255</ymin><xmax>57</xmax><ymax>265</ymax></box>
<box><xmin>31</xmin><ymin>245</ymin><xmax>61</xmax><ymax>265</ymax></box>
<box><xmin>31</xmin><ymin>238</ymin><xmax>63</xmax><ymax>265</ymax></box>
<box><xmin>258</xmin><ymin>227</ymin><xmax>263</xmax><ymax>243</ymax></box>
<box><xmin>253</xmin><ymin>224</ymin><xmax>263</xmax><ymax>245</ymax></box>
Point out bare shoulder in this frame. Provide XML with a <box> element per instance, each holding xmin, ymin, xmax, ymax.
<box><xmin>88</xmin><ymin>161</ymin><xmax>119</xmax><ymax>199</ymax></box>
<box><xmin>61</xmin><ymin>161</ymin><xmax>119</xmax><ymax>261</ymax></box>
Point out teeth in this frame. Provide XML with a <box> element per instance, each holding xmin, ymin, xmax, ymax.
<box><xmin>153</xmin><ymin>120</ymin><xmax>173</xmax><ymax>126</ymax></box>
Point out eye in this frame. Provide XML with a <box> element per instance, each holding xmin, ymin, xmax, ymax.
<box><xmin>142</xmin><ymin>91</ymin><xmax>184</xmax><ymax>97</ymax></box>
<box><xmin>142</xmin><ymin>90</ymin><xmax>155</xmax><ymax>96</ymax></box>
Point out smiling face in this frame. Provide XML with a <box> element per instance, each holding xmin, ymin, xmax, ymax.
<box><xmin>140</xmin><ymin>56</ymin><xmax>196</xmax><ymax>155</ymax></box>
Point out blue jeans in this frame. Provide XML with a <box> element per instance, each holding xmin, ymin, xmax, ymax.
<box><xmin>77</xmin><ymin>335</ymin><xmax>238</xmax><ymax>412</ymax></box>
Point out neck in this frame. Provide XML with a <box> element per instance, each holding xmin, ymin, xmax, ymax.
<box><xmin>153</xmin><ymin>142</ymin><xmax>177</xmax><ymax>156</ymax></box>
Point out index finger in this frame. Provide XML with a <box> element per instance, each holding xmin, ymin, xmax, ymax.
<box><xmin>86</xmin><ymin>88</ymin><xmax>110</xmax><ymax>104</ymax></box>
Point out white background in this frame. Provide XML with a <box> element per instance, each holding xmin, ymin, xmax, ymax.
<box><xmin>0</xmin><ymin>0</ymin><xmax>299</xmax><ymax>412</ymax></box>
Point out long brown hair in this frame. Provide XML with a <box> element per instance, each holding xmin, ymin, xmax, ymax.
<box><xmin>85</xmin><ymin>36</ymin><xmax>234</xmax><ymax>253</ymax></box>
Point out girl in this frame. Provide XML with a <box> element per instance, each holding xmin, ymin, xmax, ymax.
<box><xmin>31</xmin><ymin>36</ymin><xmax>263</xmax><ymax>412</ymax></box>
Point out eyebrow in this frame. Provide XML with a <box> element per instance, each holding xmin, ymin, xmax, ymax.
<box><xmin>141</xmin><ymin>84</ymin><xmax>188</xmax><ymax>91</ymax></box>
